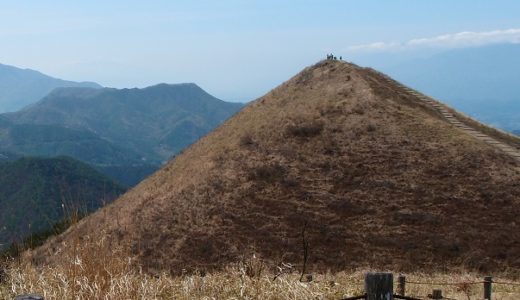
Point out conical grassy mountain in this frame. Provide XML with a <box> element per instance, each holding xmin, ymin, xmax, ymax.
<box><xmin>31</xmin><ymin>60</ymin><xmax>520</xmax><ymax>275</ymax></box>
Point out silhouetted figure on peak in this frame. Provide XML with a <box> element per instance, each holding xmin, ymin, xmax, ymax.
<box><xmin>327</xmin><ymin>53</ymin><xmax>338</xmax><ymax>60</ymax></box>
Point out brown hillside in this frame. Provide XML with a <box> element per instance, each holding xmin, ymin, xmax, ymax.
<box><xmin>30</xmin><ymin>60</ymin><xmax>520</xmax><ymax>275</ymax></box>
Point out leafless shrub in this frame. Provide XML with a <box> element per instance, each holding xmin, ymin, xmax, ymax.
<box><xmin>208</xmin><ymin>176</ymin><xmax>225</xmax><ymax>192</ymax></box>
<box><xmin>0</xmin><ymin>261</ymin><xmax>7</xmax><ymax>284</ymax></box>
<box><xmin>366</xmin><ymin>123</ymin><xmax>377</xmax><ymax>132</ymax></box>
<box><xmin>239</xmin><ymin>134</ymin><xmax>257</xmax><ymax>148</ymax></box>
<box><xmin>247</xmin><ymin>163</ymin><xmax>286</xmax><ymax>183</ymax></box>
<box><xmin>241</xmin><ymin>254</ymin><xmax>265</xmax><ymax>278</ymax></box>
<box><xmin>286</xmin><ymin>121</ymin><xmax>324</xmax><ymax>138</ymax></box>
<box><xmin>455</xmin><ymin>281</ymin><xmax>473</xmax><ymax>300</ymax></box>
<box><xmin>352</xmin><ymin>106</ymin><xmax>365</xmax><ymax>115</ymax></box>
<box><xmin>320</xmin><ymin>104</ymin><xmax>344</xmax><ymax>117</ymax></box>
<box><xmin>281</xmin><ymin>177</ymin><xmax>299</xmax><ymax>188</ymax></box>
<box><xmin>272</xmin><ymin>262</ymin><xmax>294</xmax><ymax>281</ymax></box>
<box><xmin>299</xmin><ymin>222</ymin><xmax>309</xmax><ymax>282</ymax></box>
<box><xmin>391</xmin><ymin>210</ymin><xmax>440</xmax><ymax>226</ymax></box>
<box><xmin>295</xmin><ymin>69</ymin><xmax>313</xmax><ymax>84</ymax></box>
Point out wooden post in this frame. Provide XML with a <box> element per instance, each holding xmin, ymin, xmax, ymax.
<box><xmin>431</xmin><ymin>289</ymin><xmax>443</xmax><ymax>299</ymax></box>
<box><xmin>15</xmin><ymin>295</ymin><xmax>44</xmax><ymax>300</ymax></box>
<box><xmin>484</xmin><ymin>276</ymin><xmax>493</xmax><ymax>300</ymax></box>
<box><xmin>397</xmin><ymin>275</ymin><xmax>406</xmax><ymax>296</ymax></box>
<box><xmin>365</xmin><ymin>272</ymin><xmax>393</xmax><ymax>300</ymax></box>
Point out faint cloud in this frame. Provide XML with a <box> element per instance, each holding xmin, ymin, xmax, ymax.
<box><xmin>347</xmin><ymin>41</ymin><xmax>401</xmax><ymax>52</ymax></box>
<box><xmin>346</xmin><ymin>28</ymin><xmax>520</xmax><ymax>52</ymax></box>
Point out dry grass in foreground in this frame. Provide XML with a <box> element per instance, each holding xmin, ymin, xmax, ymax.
<box><xmin>2</xmin><ymin>255</ymin><xmax>520</xmax><ymax>299</ymax></box>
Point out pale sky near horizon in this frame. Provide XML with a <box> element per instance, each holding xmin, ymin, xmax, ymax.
<box><xmin>1</xmin><ymin>0</ymin><xmax>519</xmax><ymax>102</ymax></box>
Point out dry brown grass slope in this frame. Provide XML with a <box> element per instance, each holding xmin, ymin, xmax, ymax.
<box><xmin>29</xmin><ymin>60</ymin><xmax>520</xmax><ymax>276</ymax></box>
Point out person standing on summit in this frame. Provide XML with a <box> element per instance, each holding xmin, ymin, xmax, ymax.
<box><xmin>327</xmin><ymin>53</ymin><xmax>337</xmax><ymax>60</ymax></box>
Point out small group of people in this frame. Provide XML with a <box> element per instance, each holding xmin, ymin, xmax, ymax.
<box><xmin>326</xmin><ymin>53</ymin><xmax>342</xmax><ymax>60</ymax></box>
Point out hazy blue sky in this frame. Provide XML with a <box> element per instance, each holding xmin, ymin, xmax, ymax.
<box><xmin>1</xmin><ymin>0</ymin><xmax>519</xmax><ymax>101</ymax></box>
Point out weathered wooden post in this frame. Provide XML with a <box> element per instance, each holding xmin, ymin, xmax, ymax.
<box><xmin>397</xmin><ymin>275</ymin><xmax>406</xmax><ymax>296</ymax></box>
<box><xmin>14</xmin><ymin>295</ymin><xmax>44</xmax><ymax>300</ymax></box>
<box><xmin>431</xmin><ymin>289</ymin><xmax>443</xmax><ymax>299</ymax></box>
<box><xmin>484</xmin><ymin>276</ymin><xmax>493</xmax><ymax>300</ymax></box>
<box><xmin>365</xmin><ymin>272</ymin><xmax>393</xmax><ymax>300</ymax></box>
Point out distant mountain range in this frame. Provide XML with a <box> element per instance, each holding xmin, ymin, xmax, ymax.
<box><xmin>0</xmin><ymin>156</ymin><xmax>125</xmax><ymax>249</ymax></box>
<box><xmin>0</xmin><ymin>66</ymin><xmax>243</xmax><ymax>249</ymax></box>
<box><xmin>6</xmin><ymin>83</ymin><xmax>243</xmax><ymax>162</ymax></box>
<box><xmin>0</xmin><ymin>82</ymin><xmax>243</xmax><ymax>185</ymax></box>
<box><xmin>372</xmin><ymin>44</ymin><xmax>520</xmax><ymax>132</ymax></box>
<box><xmin>0</xmin><ymin>63</ymin><xmax>101</xmax><ymax>113</ymax></box>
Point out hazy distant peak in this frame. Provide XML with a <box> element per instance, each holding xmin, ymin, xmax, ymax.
<box><xmin>0</xmin><ymin>63</ymin><xmax>101</xmax><ymax>87</ymax></box>
<box><xmin>0</xmin><ymin>63</ymin><xmax>102</xmax><ymax>113</ymax></box>
<box><xmin>148</xmin><ymin>82</ymin><xmax>199</xmax><ymax>88</ymax></box>
<box><xmin>46</xmin><ymin>86</ymin><xmax>105</xmax><ymax>97</ymax></box>
<box><xmin>143</xmin><ymin>83</ymin><xmax>205</xmax><ymax>93</ymax></box>
<box><xmin>76</xmin><ymin>81</ymin><xmax>102</xmax><ymax>87</ymax></box>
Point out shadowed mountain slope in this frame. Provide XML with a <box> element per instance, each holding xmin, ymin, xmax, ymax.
<box><xmin>0</xmin><ymin>63</ymin><xmax>101</xmax><ymax>113</ymax></box>
<box><xmin>0</xmin><ymin>121</ymin><xmax>143</xmax><ymax>165</ymax></box>
<box><xmin>32</xmin><ymin>60</ymin><xmax>520</xmax><ymax>274</ymax></box>
<box><xmin>0</xmin><ymin>156</ymin><xmax>125</xmax><ymax>248</ymax></box>
<box><xmin>0</xmin><ymin>117</ymin><xmax>148</xmax><ymax>186</ymax></box>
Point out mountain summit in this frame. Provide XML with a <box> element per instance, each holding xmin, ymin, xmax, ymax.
<box><xmin>32</xmin><ymin>60</ymin><xmax>520</xmax><ymax>274</ymax></box>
